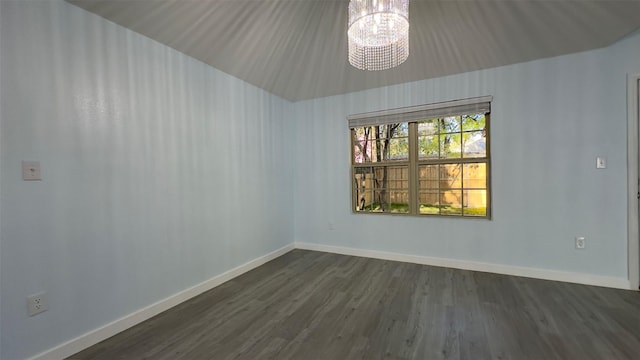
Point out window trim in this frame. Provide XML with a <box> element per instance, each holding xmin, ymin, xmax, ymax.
<box><xmin>349</xmin><ymin>97</ymin><xmax>492</xmax><ymax>219</ymax></box>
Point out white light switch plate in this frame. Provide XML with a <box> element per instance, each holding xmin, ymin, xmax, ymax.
<box><xmin>596</xmin><ymin>157</ymin><xmax>606</xmax><ymax>169</ymax></box>
<box><xmin>22</xmin><ymin>161</ymin><xmax>41</xmax><ymax>180</ymax></box>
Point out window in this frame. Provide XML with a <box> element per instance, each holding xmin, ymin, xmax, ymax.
<box><xmin>350</xmin><ymin>97</ymin><xmax>491</xmax><ymax>218</ymax></box>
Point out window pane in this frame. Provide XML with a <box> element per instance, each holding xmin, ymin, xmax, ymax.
<box><xmin>387</xmin><ymin>166</ymin><xmax>408</xmax><ymax>189</ymax></box>
<box><xmin>440</xmin><ymin>190</ymin><xmax>463</xmax><ymax>215</ymax></box>
<box><xmin>419</xmin><ymin>190</ymin><xmax>439</xmax><ymax>214</ymax></box>
<box><xmin>354</xmin><ymin>167</ymin><xmax>371</xmax><ymax>178</ymax></box>
<box><xmin>387</xmin><ymin>138</ymin><xmax>409</xmax><ymax>160</ymax></box>
<box><xmin>440</xmin><ymin>132</ymin><xmax>462</xmax><ymax>158</ymax></box>
<box><xmin>356</xmin><ymin>190</ymin><xmax>374</xmax><ymax>211</ymax></box>
<box><xmin>372</xmin><ymin>167</ymin><xmax>385</xmax><ymax>189</ymax></box>
<box><xmin>353</xmin><ymin>127</ymin><xmax>373</xmax><ymax>163</ymax></box>
<box><xmin>353</xmin><ymin>167</ymin><xmax>372</xmax><ymax>212</ymax></box>
<box><xmin>377</xmin><ymin>166</ymin><xmax>407</xmax><ymax>212</ymax></box>
<box><xmin>463</xmin><ymin>163</ymin><xmax>486</xmax><ymax>189</ymax></box>
<box><xmin>376</xmin><ymin>123</ymin><xmax>407</xmax><ymax>138</ymax></box>
<box><xmin>394</xmin><ymin>123</ymin><xmax>410</xmax><ymax>137</ymax></box>
<box><xmin>463</xmin><ymin>190</ymin><xmax>487</xmax><ymax>216</ymax></box>
<box><xmin>389</xmin><ymin>166</ymin><xmax>408</xmax><ymax>180</ymax></box>
<box><xmin>353</xmin><ymin>145</ymin><xmax>368</xmax><ymax>164</ymax></box>
<box><xmin>355</xmin><ymin>166</ymin><xmax>408</xmax><ymax>213</ymax></box>
<box><xmin>419</xmin><ymin>165</ymin><xmax>439</xmax><ymax>189</ymax></box>
<box><xmin>463</xmin><ymin>130</ymin><xmax>486</xmax><ymax>158</ymax></box>
<box><xmin>461</xmin><ymin>114</ymin><xmax>485</xmax><ymax>131</ymax></box>
<box><xmin>389</xmin><ymin>191</ymin><xmax>409</xmax><ymax>213</ymax></box>
<box><xmin>371</xmin><ymin>188</ymin><xmax>389</xmax><ymax>212</ymax></box>
<box><xmin>419</xmin><ymin>135</ymin><xmax>439</xmax><ymax>159</ymax></box>
<box><xmin>418</xmin><ymin>119</ymin><xmax>438</xmax><ymax>136</ymax></box>
<box><xmin>440</xmin><ymin>164</ymin><xmax>462</xmax><ymax>189</ymax></box>
<box><xmin>440</xmin><ymin>116</ymin><xmax>461</xmax><ymax>133</ymax></box>
<box><xmin>353</xmin><ymin>124</ymin><xmax>408</xmax><ymax>163</ymax></box>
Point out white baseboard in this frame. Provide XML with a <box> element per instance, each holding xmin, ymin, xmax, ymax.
<box><xmin>29</xmin><ymin>244</ymin><xmax>295</xmax><ymax>360</ymax></box>
<box><xmin>295</xmin><ymin>242</ymin><xmax>631</xmax><ymax>290</ymax></box>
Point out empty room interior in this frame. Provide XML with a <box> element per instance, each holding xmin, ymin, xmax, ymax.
<box><xmin>2</xmin><ymin>0</ymin><xmax>640</xmax><ymax>359</ymax></box>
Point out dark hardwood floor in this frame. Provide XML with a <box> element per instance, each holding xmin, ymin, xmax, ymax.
<box><xmin>69</xmin><ymin>249</ymin><xmax>640</xmax><ymax>360</ymax></box>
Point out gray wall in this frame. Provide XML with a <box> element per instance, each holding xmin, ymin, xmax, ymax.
<box><xmin>292</xmin><ymin>30</ymin><xmax>640</xmax><ymax>282</ymax></box>
<box><xmin>0</xmin><ymin>1</ymin><xmax>294</xmax><ymax>359</ymax></box>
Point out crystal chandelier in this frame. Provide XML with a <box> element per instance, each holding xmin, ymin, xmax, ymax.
<box><xmin>347</xmin><ymin>0</ymin><xmax>409</xmax><ymax>71</ymax></box>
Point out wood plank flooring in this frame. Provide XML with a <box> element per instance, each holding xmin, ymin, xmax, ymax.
<box><xmin>69</xmin><ymin>250</ymin><xmax>640</xmax><ymax>360</ymax></box>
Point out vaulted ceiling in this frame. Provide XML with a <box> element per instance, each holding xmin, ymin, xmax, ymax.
<box><xmin>67</xmin><ymin>0</ymin><xmax>640</xmax><ymax>101</ymax></box>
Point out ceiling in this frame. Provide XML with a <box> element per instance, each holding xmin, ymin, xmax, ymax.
<box><xmin>67</xmin><ymin>0</ymin><xmax>640</xmax><ymax>102</ymax></box>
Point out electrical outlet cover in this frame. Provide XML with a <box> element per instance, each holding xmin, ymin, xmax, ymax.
<box><xmin>27</xmin><ymin>292</ymin><xmax>48</xmax><ymax>316</ymax></box>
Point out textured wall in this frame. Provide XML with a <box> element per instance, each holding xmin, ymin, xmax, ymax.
<box><xmin>292</xmin><ymin>32</ymin><xmax>640</xmax><ymax>282</ymax></box>
<box><xmin>0</xmin><ymin>1</ymin><xmax>293</xmax><ymax>359</ymax></box>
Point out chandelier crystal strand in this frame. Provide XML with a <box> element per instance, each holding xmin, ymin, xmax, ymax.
<box><xmin>348</xmin><ymin>0</ymin><xmax>409</xmax><ymax>71</ymax></box>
